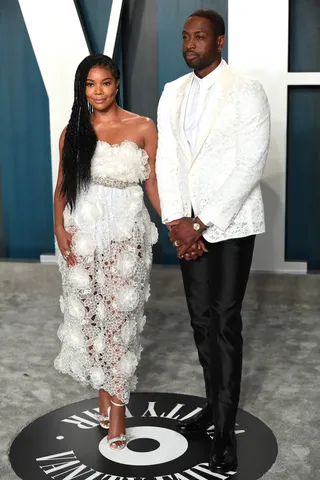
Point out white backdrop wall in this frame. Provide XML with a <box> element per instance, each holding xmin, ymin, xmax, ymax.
<box><xmin>229</xmin><ymin>0</ymin><xmax>307</xmax><ymax>273</ymax></box>
<box><xmin>3</xmin><ymin>0</ymin><xmax>310</xmax><ymax>272</ymax></box>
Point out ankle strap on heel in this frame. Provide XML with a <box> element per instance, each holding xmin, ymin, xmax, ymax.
<box><xmin>111</xmin><ymin>400</ymin><xmax>125</xmax><ymax>407</ymax></box>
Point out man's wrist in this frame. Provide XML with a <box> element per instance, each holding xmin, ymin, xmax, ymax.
<box><xmin>195</xmin><ymin>216</ymin><xmax>207</xmax><ymax>231</ymax></box>
<box><xmin>193</xmin><ymin>216</ymin><xmax>207</xmax><ymax>233</ymax></box>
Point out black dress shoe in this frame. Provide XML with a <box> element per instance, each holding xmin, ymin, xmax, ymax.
<box><xmin>177</xmin><ymin>403</ymin><xmax>213</xmax><ymax>434</ymax></box>
<box><xmin>208</xmin><ymin>435</ymin><xmax>221</xmax><ymax>470</ymax></box>
<box><xmin>209</xmin><ymin>433</ymin><xmax>238</xmax><ymax>473</ymax></box>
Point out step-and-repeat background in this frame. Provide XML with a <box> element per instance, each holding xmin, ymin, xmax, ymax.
<box><xmin>1</xmin><ymin>0</ymin><xmax>319</xmax><ymax>272</ymax></box>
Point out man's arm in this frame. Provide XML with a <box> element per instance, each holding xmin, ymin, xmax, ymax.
<box><xmin>198</xmin><ymin>80</ymin><xmax>270</xmax><ymax>231</ymax></box>
<box><xmin>156</xmin><ymin>84</ymin><xmax>184</xmax><ymax>224</ymax></box>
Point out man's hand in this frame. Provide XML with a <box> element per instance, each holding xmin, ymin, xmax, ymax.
<box><xmin>167</xmin><ymin>217</ymin><xmax>201</xmax><ymax>255</ymax></box>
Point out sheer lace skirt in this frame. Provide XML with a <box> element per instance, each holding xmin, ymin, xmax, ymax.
<box><xmin>54</xmin><ymin>184</ymin><xmax>158</xmax><ymax>404</ymax></box>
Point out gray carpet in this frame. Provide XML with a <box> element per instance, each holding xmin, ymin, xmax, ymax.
<box><xmin>1</xmin><ymin>262</ymin><xmax>320</xmax><ymax>479</ymax></box>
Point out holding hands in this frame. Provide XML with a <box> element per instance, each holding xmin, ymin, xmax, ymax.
<box><xmin>167</xmin><ymin>217</ymin><xmax>208</xmax><ymax>260</ymax></box>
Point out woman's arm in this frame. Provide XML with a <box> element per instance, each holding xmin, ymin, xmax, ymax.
<box><xmin>54</xmin><ymin>128</ymin><xmax>67</xmax><ymax>233</ymax></box>
<box><xmin>142</xmin><ymin>118</ymin><xmax>161</xmax><ymax>217</ymax></box>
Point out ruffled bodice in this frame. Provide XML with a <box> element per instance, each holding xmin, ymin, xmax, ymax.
<box><xmin>91</xmin><ymin>140</ymin><xmax>151</xmax><ymax>185</ymax></box>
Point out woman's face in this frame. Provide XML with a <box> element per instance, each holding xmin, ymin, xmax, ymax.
<box><xmin>85</xmin><ymin>66</ymin><xmax>119</xmax><ymax>111</ymax></box>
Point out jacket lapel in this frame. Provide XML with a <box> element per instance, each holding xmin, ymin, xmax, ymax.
<box><xmin>171</xmin><ymin>73</ymin><xmax>193</xmax><ymax>161</ymax></box>
<box><xmin>189</xmin><ymin>65</ymin><xmax>236</xmax><ymax>170</ymax></box>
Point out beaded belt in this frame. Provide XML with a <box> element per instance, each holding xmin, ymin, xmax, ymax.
<box><xmin>91</xmin><ymin>176</ymin><xmax>139</xmax><ymax>189</ymax></box>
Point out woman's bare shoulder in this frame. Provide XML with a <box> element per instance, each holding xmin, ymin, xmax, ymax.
<box><xmin>121</xmin><ymin>109</ymin><xmax>155</xmax><ymax>129</ymax></box>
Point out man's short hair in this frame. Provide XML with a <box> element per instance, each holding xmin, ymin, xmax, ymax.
<box><xmin>190</xmin><ymin>9</ymin><xmax>225</xmax><ymax>37</ymax></box>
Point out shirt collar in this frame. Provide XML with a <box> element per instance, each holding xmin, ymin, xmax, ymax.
<box><xmin>193</xmin><ymin>59</ymin><xmax>225</xmax><ymax>91</ymax></box>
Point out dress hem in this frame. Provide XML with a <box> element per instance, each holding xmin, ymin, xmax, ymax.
<box><xmin>54</xmin><ymin>364</ymin><xmax>134</xmax><ymax>405</ymax></box>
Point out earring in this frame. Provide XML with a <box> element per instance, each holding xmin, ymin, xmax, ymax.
<box><xmin>87</xmin><ymin>102</ymin><xmax>93</xmax><ymax>113</ymax></box>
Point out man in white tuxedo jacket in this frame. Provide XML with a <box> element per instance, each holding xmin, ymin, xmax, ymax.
<box><xmin>156</xmin><ymin>9</ymin><xmax>270</xmax><ymax>473</ymax></box>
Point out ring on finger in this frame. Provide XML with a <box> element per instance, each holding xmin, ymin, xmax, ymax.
<box><xmin>65</xmin><ymin>250</ymin><xmax>70</xmax><ymax>257</ymax></box>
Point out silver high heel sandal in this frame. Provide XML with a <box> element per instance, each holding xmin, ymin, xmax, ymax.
<box><xmin>95</xmin><ymin>405</ymin><xmax>111</xmax><ymax>430</ymax></box>
<box><xmin>107</xmin><ymin>400</ymin><xmax>127</xmax><ymax>450</ymax></box>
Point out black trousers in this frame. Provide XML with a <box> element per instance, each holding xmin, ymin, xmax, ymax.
<box><xmin>180</xmin><ymin>235</ymin><xmax>255</xmax><ymax>440</ymax></box>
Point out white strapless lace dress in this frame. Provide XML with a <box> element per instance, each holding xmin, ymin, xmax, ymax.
<box><xmin>54</xmin><ymin>140</ymin><xmax>158</xmax><ymax>403</ymax></box>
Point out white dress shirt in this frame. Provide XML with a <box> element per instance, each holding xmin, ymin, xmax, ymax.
<box><xmin>184</xmin><ymin>60</ymin><xmax>225</xmax><ymax>155</ymax></box>
<box><xmin>165</xmin><ymin>60</ymin><xmax>225</xmax><ymax>223</ymax></box>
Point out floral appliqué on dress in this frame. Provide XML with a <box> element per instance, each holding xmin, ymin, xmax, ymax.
<box><xmin>54</xmin><ymin>141</ymin><xmax>158</xmax><ymax>404</ymax></box>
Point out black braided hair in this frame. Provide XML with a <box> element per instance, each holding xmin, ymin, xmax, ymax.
<box><xmin>61</xmin><ymin>54</ymin><xmax>120</xmax><ymax>210</ymax></box>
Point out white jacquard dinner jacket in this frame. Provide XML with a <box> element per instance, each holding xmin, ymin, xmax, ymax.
<box><xmin>155</xmin><ymin>62</ymin><xmax>271</xmax><ymax>243</ymax></box>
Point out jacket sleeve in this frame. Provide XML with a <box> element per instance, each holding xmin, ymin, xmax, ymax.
<box><xmin>156</xmin><ymin>84</ymin><xmax>184</xmax><ymax>224</ymax></box>
<box><xmin>198</xmin><ymin>80</ymin><xmax>271</xmax><ymax>231</ymax></box>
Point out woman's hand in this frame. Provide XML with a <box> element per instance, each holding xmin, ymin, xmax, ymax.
<box><xmin>178</xmin><ymin>238</ymin><xmax>209</xmax><ymax>261</ymax></box>
<box><xmin>54</xmin><ymin>226</ymin><xmax>76</xmax><ymax>266</ymax></box>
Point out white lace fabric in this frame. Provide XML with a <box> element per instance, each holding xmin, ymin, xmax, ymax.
<box><xmin>54</xmin><ymin>141</ymin><xmax>158</xmax><ymax>404</ymax></box>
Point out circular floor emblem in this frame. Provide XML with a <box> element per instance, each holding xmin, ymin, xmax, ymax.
<box><xmin>10</xmin><ymin>392</ymin><xmax>278</xmax><ymax>480</ymax></box>
<box><xmin>100</xmin><ymin>426</ymin><xmax>188</xmax><ymax>465</ymax></box>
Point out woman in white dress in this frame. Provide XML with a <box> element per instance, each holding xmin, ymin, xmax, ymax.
<box><xmin>53</xmin><ymin>54</ymin><xmax>160</xmax><ymax>450</ymax></box>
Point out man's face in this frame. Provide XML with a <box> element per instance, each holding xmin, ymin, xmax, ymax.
<box><xmin>182</xmin><ymin>16</ymin><xmax>223</xmax><ymax>72</ymax></box>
